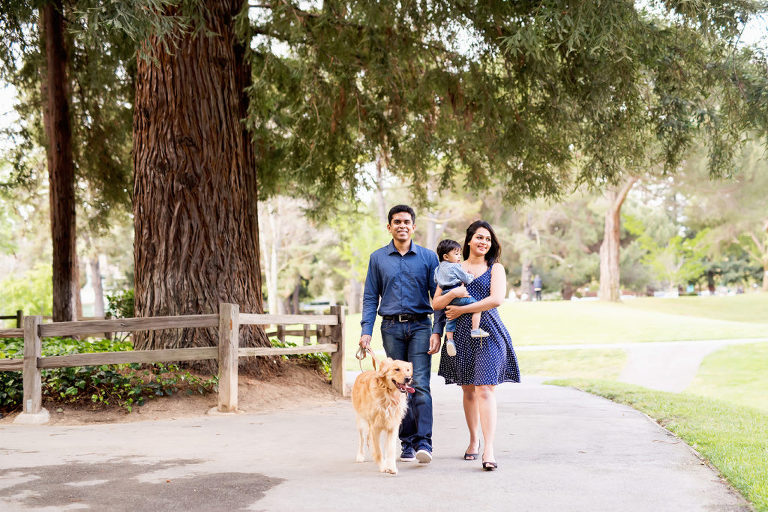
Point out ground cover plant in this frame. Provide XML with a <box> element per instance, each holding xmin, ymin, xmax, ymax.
<box><xmin>269</xmin><ymin>338</ymin><xmax>332</xmax><ymax>379</ymax></box>
<box><xmin>550</xmin><ymin>379</ymin><xmax>768</xmax><ymax>512</ymax></box>
<box><xmin>0</xmin><ymin>337</ymin><xmax>217</xmax><ymax>413</ymax></box>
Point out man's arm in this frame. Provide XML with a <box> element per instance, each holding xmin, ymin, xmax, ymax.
<box><xmin>359</xmin><ymin>255</ymin><xmax>380</xmax><ymax>348</ymax></box>
<box><xmin>427</xmin><ymin>252</ymin><xmax>446</xmax><ymax>337</ymax></box>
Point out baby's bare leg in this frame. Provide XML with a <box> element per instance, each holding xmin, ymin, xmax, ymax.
<box><xmin>471</xmin><ymin>312</ymin><xmax>481</xmax><ymax>331</ymax></box>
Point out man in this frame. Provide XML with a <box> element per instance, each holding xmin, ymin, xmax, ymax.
<box><xmin>359</xmin><ymin>204</ymin><xmax>444</xmax><ymax>464</ymax></box>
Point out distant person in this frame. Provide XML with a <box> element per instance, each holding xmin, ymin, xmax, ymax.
<box><xmin>533</xmin><ymin>274</ymin><xmax>542</xmax><ymax>301</ymax></box>
<box><xmin>359</xmin><ymin>205</ymin><xmax>445</xmax><ymax>465</ymax></box>
<box><xmin>434</xmin><ymin>220</ymin><xmax>520</xmax><ymax>471</ymax></box>
<box><xmin>434</xmin><ymin>239</ymin><xmax>490</xmax><ymax>357</ymax></box>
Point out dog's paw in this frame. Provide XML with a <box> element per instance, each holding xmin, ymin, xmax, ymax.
<box><xmin>355</xmin><ymin>454</ymin><xmax>365</xmax><ymax>463</ymax></box>
<box><xmin>379</xmin><ymin>466</ymin><xmax>397</xmax><ymax>475</ymax></box>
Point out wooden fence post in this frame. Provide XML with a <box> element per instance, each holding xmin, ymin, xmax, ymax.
<box><xmin>14</xmin><ymin>315</ymin><xmax>49</xmax><ymax>424</ymax></box>
<box><xmin>330</xmin><ymin>305</ymin><xmax>346</xmax><ymax>396</ymax></box>
<box><xmin>16</xmin><ymin>310</ymin><xmax>23</xmax><ymax>329</ymax></box>
<box><xmin>216</xmin><ymin>303</ymin><xmax>239</xmax><ymax>413</ymax></box>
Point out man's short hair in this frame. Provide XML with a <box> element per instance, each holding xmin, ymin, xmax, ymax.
<box><xmin>436</xmin><ymin>239</ymin><xmax>462</xmax><ymax>261</ymax></box>
<box><xmin>387</xmin><ymin>205</ymin><xmax>416</xmax><ymax>225</ymax></box>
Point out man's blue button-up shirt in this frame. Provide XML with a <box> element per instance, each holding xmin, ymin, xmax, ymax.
<box><xmin>360</xmin><ymin>240</ymin><xmax>445</xmax><ymax>336</ymax></box>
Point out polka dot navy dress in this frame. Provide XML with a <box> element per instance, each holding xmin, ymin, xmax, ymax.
<box><xmin>438</xmin><ymin>266</ymin><xmax>520</xmax><ymax>385</ymax></box>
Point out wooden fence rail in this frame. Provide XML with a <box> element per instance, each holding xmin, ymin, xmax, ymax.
<box><xmin>0</xmin><ymin>310</ymin><xmax>23</xmax><ymax>328</ymax></box>
<box><xmin>0</xmin><ymin>304</ymin><xmax>346</xmax><ymax>424</ymax></box>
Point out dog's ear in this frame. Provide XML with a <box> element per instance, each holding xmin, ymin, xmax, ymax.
<box><xmin>377</xmin><ymin>357</ymin><xmax>393</xmax><ymax>377</ymax></box>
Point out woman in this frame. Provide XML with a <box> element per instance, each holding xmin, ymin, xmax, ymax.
<box><xmin>434</xmin><ymin>220</ymin><xmax>520</xmax><ymax>471</ymax></box>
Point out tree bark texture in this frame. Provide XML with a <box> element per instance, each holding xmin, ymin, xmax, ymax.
<box><xmin>133</xmin><ymin>0</ymin><xmax>268</xmax><ymax>367</ymax></box>
<box><xmin>42</xmin><ymin>1</ymin><xmax>78</xmax><ymax>323</ymax></box>
<box><xmin>599</xmin><ymin>178</ymin><xmax>638</xmax><ymax>302</ymax></box>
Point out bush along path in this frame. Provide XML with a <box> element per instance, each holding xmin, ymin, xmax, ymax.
<box><xmin>0</xmin><ymin>337</ymin><xmax>217</xmax><ymax>414</ymax></box>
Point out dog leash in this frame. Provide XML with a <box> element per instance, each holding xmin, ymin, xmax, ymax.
<box><xmin>355</xmin><ymin>345</ymin><xmax>378</xmax><ymax>371</ymax></box>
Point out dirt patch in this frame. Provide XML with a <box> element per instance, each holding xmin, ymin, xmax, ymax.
<box><xmin>0</xmin><ymin>363</ymin><xmax>341</xmax><ymax>426</ymax></box>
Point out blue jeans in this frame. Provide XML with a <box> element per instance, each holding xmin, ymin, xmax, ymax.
<box><xmin>445</xmin><ymin>296</ymin><xmax>477</xmax><ymax>333</ymax></box>
<box><xmin>380</xmin><ymin>317</ymin><xmax>433</xmax><ymax>452</ymax></box>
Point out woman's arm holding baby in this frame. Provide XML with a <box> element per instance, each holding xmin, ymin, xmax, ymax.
<box><xmin>444</xmin><ymin>264</ymin><xmax>506</xmax><ymax>319</ymax></box>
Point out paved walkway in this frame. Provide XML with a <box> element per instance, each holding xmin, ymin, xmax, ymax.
<box><xmin>0</xmin><ymin>377</ymin><xmax>749</xmax><ymax>511</ymax></box>
<box><xmin>518</xmin><ymin>338</ymin><xmax>768</xmax><ymax>392</ymax></box>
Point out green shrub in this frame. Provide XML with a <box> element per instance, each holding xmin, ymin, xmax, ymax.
<box><xmin>0</xmin><ymin>337</ymin><xmax>217</xmax><ymax>413</ymax></box>
<box><xmin>270</xmin><ymin>338</ymin><xmax>332</xmax><ymax>378</ymax></box>
<box><xmin>106</xmin><ymin>289</ymin><xmax>134</xmax><ymax>319</ymax></box>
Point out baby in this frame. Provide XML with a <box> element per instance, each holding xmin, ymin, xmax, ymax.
<box><xmin>434</xmin><ymin>239</ymin><xmax>490</xmax><ymax>357</ymax></box>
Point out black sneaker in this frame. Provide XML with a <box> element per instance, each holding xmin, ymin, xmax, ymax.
<box><xmin>400</xmin><ymin>447</ymin><xmax>416</xmax><ymax>462</ymax></box>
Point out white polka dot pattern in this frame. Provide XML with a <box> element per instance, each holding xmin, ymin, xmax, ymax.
<box><xmin>438</xmin><ymin>266</ymin><xmax>521</xmax><ymax>385</ymax></box>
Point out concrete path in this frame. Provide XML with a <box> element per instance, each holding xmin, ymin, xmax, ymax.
<box><xmin>0</xmin><ymin>377</ymin><xmax>748</xmax><ymax>511</ymax></box>
<box><xmin>518</xmin><ymin>338</ymin><xmax>768</xmax><ymax>392</ymax></box>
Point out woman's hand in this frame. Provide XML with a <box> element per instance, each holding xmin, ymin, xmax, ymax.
<box><xmin>445</xmin><ymin>305</ymin><xmax>463</xmax><ymax>320</ymax></box>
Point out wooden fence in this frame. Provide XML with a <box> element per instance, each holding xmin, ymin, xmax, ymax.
<box><xmin>0</xmin><ymin>310</ymin><xmax>23</xmax><ymax>328</ymax></box>
<box><xmin>0</xmin><ymin>304</ymin><xmax>346</xmax><ymax>424</ymax></box>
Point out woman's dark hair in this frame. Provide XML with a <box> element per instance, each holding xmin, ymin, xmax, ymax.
<box><xmin>436</xmin><ymin>239</ymin><xmax>462</xmax><ymax>261</ymax></box>
<box><xmin>463</xmin><ymin>220</ymin><xmax>501</xmax><ymax>265</ymax></box>
<box><xmin>388</xmin><ymin>204</ymin><xmax>416</xmax><ymax>225</ymax></box>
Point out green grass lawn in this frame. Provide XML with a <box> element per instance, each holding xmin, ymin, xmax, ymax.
<box><xmin>622</xmin><ymin>294</ymin><xmax>768</xmax><ymax>324</ymax></box>
<box><xmin>686</xmin><ymin>342</ymin><xmax>768</xmax><ymax>413</ymax></box>
<box><xmin>550</xmin><ymin>379</ymin><xmax>768</xmax><ymax>512</ymax></box>
<box><xmin>517</xmin><ymin>349</ymin><xmax>627</xmax><ymax>380</ymax></box>
<box><xmin>343</xmin><ymin>294</ymin><xmax>768</xmax><ymax>363</ymax></box>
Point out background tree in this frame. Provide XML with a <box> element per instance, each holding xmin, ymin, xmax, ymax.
<box><xmin>1</xmin><ymin>0</ymin><xmax>135</xmax><ymax>320</ymax></box>
<box><xmin>681</xmin><ymin>142</ymin><xmax>768</xmax><ymax>290</ymax></box>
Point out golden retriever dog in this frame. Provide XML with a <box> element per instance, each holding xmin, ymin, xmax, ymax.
<box><xmin>352</xmin><ymin>357</ymin><xmax>414</xmax><ymax>475</ymax></box>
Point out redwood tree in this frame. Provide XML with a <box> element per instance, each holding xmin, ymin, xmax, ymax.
<box><xmin>41</xmin><ymin>0</ymin><xmax>78</xmax><ymax>322</ymax></box>
<box><xmin>132</xmin><ymin>0</ymin><xmax>267</xmax><ymax>356</ymax></box>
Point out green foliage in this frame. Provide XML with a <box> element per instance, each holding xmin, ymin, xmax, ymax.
<box><xmin>0</xmin><ymin>0</ymin><xmax>135</xmax><ymax>229</ymax></box>
<box><xmin>0</xmin><ymin>337</ymin><xmax>217</xmax><ymax>413</ymax></box>
<box><xmin>0</xmin><ymin>263</ymin><xmax>53</xmax><ymax>318</ymax></box>
<box><xmin>328</xmin><ymin>209</ymin><xmax>390</xmax><ymax>284</ymax></box>
<box><xmin>270</xmin><ymin>338</ymin><xmax>331</xmax><ymax>379</ymax></box>
<box><xmin>246</xmin><ymin>1</ymin><xmax>766</xmax><ymax>216</ymax></box>
<box><xmin>624</xmin><ymin>212</ymin><xmax>710</xmax><ymax>288</ymax></box>
<box><xmin>106</xmin><ymin>289</ymin><xmax>134</xmax><ymax>319</ymax></box>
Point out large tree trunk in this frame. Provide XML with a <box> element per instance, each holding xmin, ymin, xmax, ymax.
<box><xmin>41</xmin><ymin>1</ymin><xmax>78</xmax><ymax>323</ymax></box>
<box><xmin>599</xmin><ymin>177</ymin><xmax>638</xmax><ymax>302</ymax></box>
<box><xmin>133</xmin><ymin>0</ymin><xmax>268</xmax><ymax>369</ymax></box>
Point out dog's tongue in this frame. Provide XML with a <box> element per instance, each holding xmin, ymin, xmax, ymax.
<box><xmin>406</xmin><ymin>384</ymin><xmax>415</xmax><ymax>393</ymax></box>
